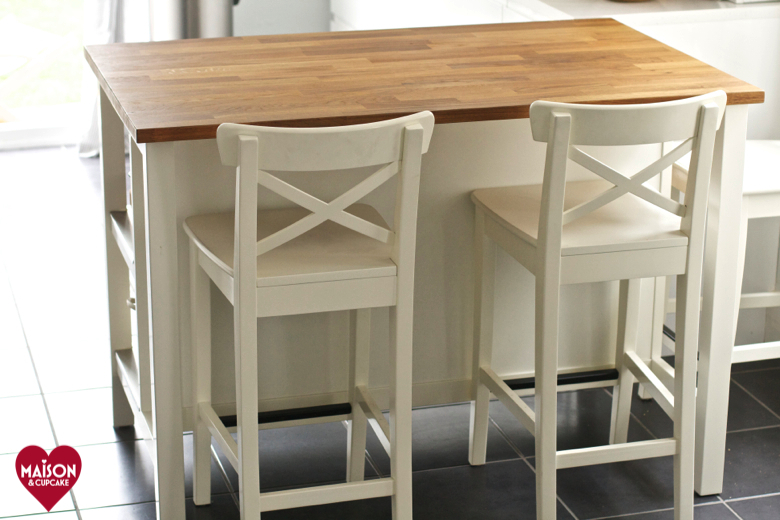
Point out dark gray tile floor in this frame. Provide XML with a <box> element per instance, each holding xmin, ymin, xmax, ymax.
<box><xmin>2</xmin><ymin>146</ymin><xmax>780</xmax><ymax>520</ymax></box>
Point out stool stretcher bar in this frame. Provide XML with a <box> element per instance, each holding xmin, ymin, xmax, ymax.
<box><xmin>624</xmin><ymin>352</ymin><xmax>674</xmax><ymax>418</ymax></box>
<box><xmin>556</xmin><ymin>438</ymin><xmax>678</xmax><ymax>469</ymax></box>
<box><xmin>110</xmin><ymin>211</ymin><xmax>135</xmax><ymax>283</ymax></box>
<box><xmin>259</xmin><ymin>478</ymin><xmax>394</xmax><ymax>512</ymax></box>
<box><xmin>198</xmin><ymin>398</ymin><xmax>395</xmax><ymax>511</ymax></box>
<box><xmin>357</xmin><ymin>385</ymin><xmax>392</xmax><ymax>455</ymax></box>
<box><xmin>221</xmin><ymin>402</ymin><xmax>353</xmax><ymax>432</ymax></box>
<box><xmin>114</xmin><ymin>350</ymin><xmax>154</xmax><ymax>441</ymax></box>
<box><xmin>670</xmin><ymin>292</ymin><xmax>780</xmax><ymax>312</ymax></box>
<box><xmin>199</xmin><ymin>402</ymin><xmax>239</xmax><ymax>469</ymax></box>
<box><xmin>480</xmin><ymin>367</ymin><xmax>536</xmax><ymax>435</ymax></box>
<box><xmin>731</xmin><ymin>341</ymin><xmax>780</xmax><ymax>363</ymax></box>
<box><xmin>739</xmin><ymin>291</ymin><xmax>780</xmax><ymax>309</ymax></box>
<box><xmin>650</xmin><ymin>358</ymin><xmax>675</xmax><ymax>391</ymax></box>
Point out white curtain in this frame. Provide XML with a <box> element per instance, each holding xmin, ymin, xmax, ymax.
<box><xmin>78</xmin><ymin>0</ymin><xmax>123</xmax><ymax>157</ymax></box>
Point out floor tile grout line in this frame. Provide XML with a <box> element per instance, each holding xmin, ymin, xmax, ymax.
<box><xmin>0</xmin><ymin>509</ymin><xmax>77</xmax><ymax>519</ymax></box>
<box><xmin>489</xmin><ymin>416</ymin><xmax>530</xmax><ymax>461</ymax></box>
<box><xmin>41</xmin><ymin>386</ymin><xmax>113</xmax><ymax>397</ymax></box>
<box><xmin>602</xmin><ymin>386</ymin><xmax>662</xmax><ymax>441</ymax></box>
<box><xmin>340</xmin><ymin>419</ymin><xmax>385</xmax><ymax>478</ymax></box>
<box><xmin>75</xmin><ymin>495</ymin><xmax>226</xmax><ymax>514</ymax></box>
<box><xmin>609</xmin><ymin>372</ymin><xmax>780</xmax><ymax>436</ymax></box>
<box><xmin>28</xmin><ymin>436</ymin><xmax>147</xmax><ymax>452</ymax></box>
<box><xmin>587</xmin><ymin>506</ymin><xmax>675</xmax><ymax>520</ymax></box>
<box><xmin>731</xmin><ymin>378</ymin><xmax>780</xmax><ymax>421</ymax></box>
<box><xmin>725</xmin><ymin>490</ymin><xmax>780</xmax><ymax>503</ymax></box>
<box><xmin>364</xmin><ymin>449</ymin><xmax>384</xmax><ymax>478</ymax></box>
<box><xmin>586</xmin><ymin>500</ymin><xmax>724</xmax><ymax>520</ymax></box>
<box><xmin>0</xmin><ymin>392</ymin><xmax>46</xmax><ymax>401</ymax></box>
<box><xmin>730</xmin><ymin>366</ymin><xmax>780</xmax><ymax>375</ymax></box>
<box><xmin>558</xmin><ymin>496</ymin><xmax>581</xmax><ymax>520</ymax></box>
<box><xmin>409</xmin><ymin>456</ymin><xmax>519</xmax><ymax>476</ymax></box>
<box><xmin>726</xmin><ymin>423</ymin><xmax>780</xmax><ymax>434</ymax></box>
<box><xmin>629</xmin><ymin>410</ymin><xmax>659</xmax><ymax>440</ymax></box>
<box><xmin>0</xmin><ymin>261</ymin><xmax>84</xmax><ymax>520</ymax></box>
<box><xmin>517</xmin><ymin>451</ymin><xmax>580</xmax><ymax>520</ymax></box>
<box><xmin>717</xmin><ymin>496</ymin><xmax>746</xmax><ymax>520</ymax></box>
<box><xmin>0</xmin><ymin>436</ymin><xmax>157</xmax><ymax>458</ymax></box>
<box><xmin>76</xmin><ymin>499</ymin><xmax>161</xmax><ymax>511</ymax></box>
<box><xmin>588</xmin><ymin>509</ymin><xmax>671</xmax><ymax>520</ymax></box>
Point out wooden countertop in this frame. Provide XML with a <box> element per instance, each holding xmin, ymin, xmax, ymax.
<box><xmin>85</xmin><ymin>18</ymin><xmax>763</xmax><ymax>144</ymax></box>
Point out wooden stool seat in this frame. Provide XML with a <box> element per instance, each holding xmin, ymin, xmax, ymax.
<box><xmin>184</xmin><ymin>204</ymin><xmax>396</xmax><ymax>287</ymax></box>
<box><xmin>473</xmin><ymin>179</ymin><xmax>688</xmax><ymax>256</ymax></box>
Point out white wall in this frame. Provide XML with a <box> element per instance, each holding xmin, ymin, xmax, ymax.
<box><xmin>233</xmin><ymin>0</ymin><xmax>331</xmax><ymax>36</ymax></box>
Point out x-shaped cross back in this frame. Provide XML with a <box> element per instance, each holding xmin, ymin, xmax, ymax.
<box><xmin>562</xmin><ymin>138</ymin><xmax>694</xmax><ymax>226</ymax></box>
<box><xmin>255</xmin><ymin>161</ymin><xmax>399</xmax><ymax>256</ymax></box>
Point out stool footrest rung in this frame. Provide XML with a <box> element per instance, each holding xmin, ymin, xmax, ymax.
<box><xmin>625</xmin><ymin>352</ymin><xmax>674</xmax><ymax>418</ymax></box>
<box><xmin>114</xmin><ymin>349</ymin><xmax>153</xmax><ymax>441</ymax></box>
<box><xmin>739</xmin><ymin>291</ymin><xmax>780</xmax><ymax>310</ymax></box>
<box><xmin>199</xmin><ymin>402</ymin><xmax>239</xmax><ymax>470</ymax></box>
<box><xmin>357</xmin><ymin>385</ymin><xmax>391</xmax><ymax>455</ymax></box>
<box><xmin>115</xmin><ymin>349</ymin><xmax>141</xmax><ymax>413</ymax></box>
<box><xmin>504</xmin><ymin>368</ymin><xmax>619</xmax><ymax>391</ymax></box>
<box><xmin>109</xmin><ymin>211</ymin><xmax>134</xmax><ymax>278</ymax></box>
<box><xmin>557</xmin><ymin>438</ymin><xmax>678</xmax><ymax>469</ymax></box>
<box><xmin>259</xmin><ymin>478</ymin><xmax>394</xmax><ymax>512</ymax></box>
<box><xmin>732</xmin><ymin>341</ymin><xmax>780</xmax><ymax>363</ymax></box>
<box><xmin>481</xmin><ymin>366</ymin><xmax>536</xmax><ymax>435</ymax></box>
<box><xmin>650</xmin><ymin>357</ymin><xmax>675</xmax><ymax>391</ymax></box>
<box><xmin>219</xmin><ymin>402</ymin><xmax>352</xmax><ymax>428</ymax></box>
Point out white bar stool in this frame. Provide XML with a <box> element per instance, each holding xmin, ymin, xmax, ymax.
<box><xmin>185</xmin><ymin>112</ymin><xmax>435</xmax><ymax>519</ymax></box>
<box><xmin>468</xmin><ymin>92</ymin><xmax>726</xmax><ymax>520</ymax></box>
<box><xmin>668</xmin><ymin>140</ymin><xmax>780</xmax><ymax>363</ymax></box>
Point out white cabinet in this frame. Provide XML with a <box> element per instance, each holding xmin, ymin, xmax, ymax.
<box><xmin>331</xmin><ymin>0</ymin><xmax>505</xmax><ymax>31</ymax></box>
<box><xmin>503</xmin><ymin>0</ymin><xmax>570</xmax><ymax>21</ymax></box>
<box><xmin>331</xmin><ymin>0</ymin><xmax>570</xmax><ymax>31</ymax></box>
<box><xmin>234</xmin><ymin>0</ymin><xmax>330</xmax><ymax>36</ymax></box>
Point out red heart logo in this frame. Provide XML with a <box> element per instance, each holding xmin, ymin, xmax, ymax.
<box><xmin>15</xmin><ymin>446</ymin><xmax>82</xmax><ymax>512</ymax></box>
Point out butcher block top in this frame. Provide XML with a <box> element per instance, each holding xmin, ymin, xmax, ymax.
<box><xmin>85</xmin><ymin>18</ymin><xmax>763</xmax><ymax>144</ymax></box>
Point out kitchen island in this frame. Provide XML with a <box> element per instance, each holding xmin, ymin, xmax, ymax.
<box><xmin>85</xmin><ymin>18</ymin><xmax>762</xmax><ymax>518</ymax></box>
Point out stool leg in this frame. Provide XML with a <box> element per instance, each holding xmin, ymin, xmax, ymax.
<box><xmin>234</xmin><ymin>294</ymin><xmax>260</xmax><ymax>518</ymax></box>
<box><xmin>389</xmin><ymin>301</ymin><xmax>413</xmax><ymax>519</ymax></box>
<box><xmin>190</xmin><ymin>242</ymin><xmax>212</xmax><ymax>505</ymax></box>
<box><xmin>347</xmin><ymin>309</ymin><xmax>371</xmax><ymax>482</ymax></box>
<box><xmin>535</xmin><ymin>267</ymin><xmax>560</xmax><ymax>519</ymax></box>
<box><xmin>735</xmin><ymin>197</ymin><xmax>749</xmax><ymax>326</ymax></box>
<box><xmin>469</xmin><ymin>210</ymin><xmax>496</xmax><ymax>466</ymax></box>
<box><xmin>674</xmin><ymin>270</ymin><xmax>699</xmax><ymax>520</ymax></box>
<box><xmin>639</xmin><ymin>275</ymin><xmax>669</xmax><ymax>401</ymax></box>
<box><xmin>610</xmin><ymin>279</ymin><xmax>640</xmax><ymax>444</ymax></box>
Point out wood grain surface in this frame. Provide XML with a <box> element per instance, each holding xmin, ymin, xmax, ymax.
<box><xmin>85</xmin><ymin>18</ymin><xmax>764</xmax><ymax>143</ymax></box>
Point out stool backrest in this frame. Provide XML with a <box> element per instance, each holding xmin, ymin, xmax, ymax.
<box><xmin>528</xmin><ymin>92</ymin><xmax>726</xmax><ymax>273</ymax></box>
<box><xmin>215</xmin><ymin>112</ymin><xmax>435</xmax><ymax>286</ymax></box>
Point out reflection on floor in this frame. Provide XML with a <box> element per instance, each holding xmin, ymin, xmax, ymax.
<box><xmin>1</xmin><ymin>147</ymin><xmax>779</xmax><ymax>519</ymax></box>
